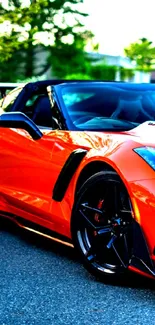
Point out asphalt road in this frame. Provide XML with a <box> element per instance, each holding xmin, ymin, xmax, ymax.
<box><xmin>0</xmin><ymin>219</ymin><xmax>155</xmax><ymax>325</ymax></box>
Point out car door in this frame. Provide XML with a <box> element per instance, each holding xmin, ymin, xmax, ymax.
<box><xmin>0</xmin><ymin>125</ymin><xmax>57</xmax><ymax>228</ymax></box>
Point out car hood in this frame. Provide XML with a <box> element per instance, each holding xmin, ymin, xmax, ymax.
<box><xmin>126</xmin><ymin>121</ymin><xmax>155</xmax><ymax>146</ymax></box>
<box><xmin>41</xmin><ymin>121</ymin><xmax>155</xmax><ymax>152</ymax></box>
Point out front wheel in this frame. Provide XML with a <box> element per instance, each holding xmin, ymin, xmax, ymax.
<box><xmin>72</xmin><ymin>171</ymin><xmax>134</xmax><ymax>281</ymax></box>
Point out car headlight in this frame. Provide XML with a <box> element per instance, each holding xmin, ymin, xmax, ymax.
<box><xmin>134</xmin><ymin>147</ymin><xmax>155</xmax><ymax>170</ymax></box>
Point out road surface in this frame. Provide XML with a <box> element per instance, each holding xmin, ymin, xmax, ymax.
<box><xmin>0</xmin><ymin>220</ymin><xmax>155</xmax><ymax>325</ymax></box>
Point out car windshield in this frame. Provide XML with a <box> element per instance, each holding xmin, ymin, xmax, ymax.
<box><xmin>60</xmin><ymin>83</ymin><xmax>155</xmax><ymax>131</ymax></box>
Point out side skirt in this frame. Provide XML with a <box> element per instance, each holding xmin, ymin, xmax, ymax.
<box><xmin>0</xmin><ymin>211</ymin><xmax>73</xmax><ymax>248</ymax></box>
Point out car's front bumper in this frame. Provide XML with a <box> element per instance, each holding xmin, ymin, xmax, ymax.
<box><xmin>128</xmin><ymin>178</ymin><xmax>155</xmax><ymax>278</ymax></box>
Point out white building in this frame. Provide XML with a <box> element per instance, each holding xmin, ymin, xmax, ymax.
<box><xmin>88</xmin><ymin>52</ymin><xmax>151</xmax><ymax>83</ymax></box>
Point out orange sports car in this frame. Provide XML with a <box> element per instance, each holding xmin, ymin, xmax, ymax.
<box><xmin>0</xmin><ymin>80</ymin><xmax>155</xmax><ymax>281</ymax></box>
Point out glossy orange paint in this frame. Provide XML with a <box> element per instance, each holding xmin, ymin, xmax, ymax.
<box><xmin>0</xmin><ymin>123</ymin><xmax>155</xmax><ymax>278</ymax></box>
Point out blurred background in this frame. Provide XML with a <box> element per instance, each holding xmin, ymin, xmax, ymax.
<box><xmin>0</xmin><ymin>0</ymin><xmax>155</xmax><ymax>83</ymax></box>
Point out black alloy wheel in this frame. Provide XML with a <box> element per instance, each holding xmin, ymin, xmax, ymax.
<box><xmin>72</xmin><ymin>171</ymin><xmax>134</xmax><ymax>281</ymax></box>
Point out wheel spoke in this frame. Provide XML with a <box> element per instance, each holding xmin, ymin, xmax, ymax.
<box><xmin>86</xmin><ymin>250</ymin><xmax>96</xmax><ymax>262</ymax></box>
<box><xmin>106</xmin><ymin>234</ymin><xmax>117</xmax><ymax>249</ymax></box>
<box><xmin>81</xmin><ymin>203</ymin><xmax>103</xmax><ymax>215</ymax></box>
<box><xmin>120</xmin><ymin>209</ymin><xmax>131</xmax><ymax>214</ymax></box>
<box><xmin>123</xmin><ymin>233</ymin><xmax>129</xmax><ymax>263</ymax></box>
<box><xmin>97</xmin><ymin>225</ymin><xmax>112</xmax><ymax>235</ymax></box>
<box><xmin>79</xmin><ymin>209</ymin><xmax>97</xmax><ymax>230</ymax></box>
<box><xmin>103</xmin><ymin>182</ymin><xmax>121</xmax><ymax>217</ymax></box>
<box><xmin>79</xmin><ymin>209</ymin><xmax>112</xmax><ymax>233</ymax></box>
<box><xmin>113</xmin><ymin>184</ymin><xmax>120</xmax><ymax>215</ymax></box>
<box><xmin>112</xmin><ymin>243</ymin><xmax>127</xmax><ymax>268</ymax></box>
<box><xmin>102</xmin><ymin>184</ymin><xmax>112</xmax><ymax>213</ymax></box>
<box><xmin>120</xmin><ymin>209</ymin><xmax>132</xmax><ymax>222</ymax></box>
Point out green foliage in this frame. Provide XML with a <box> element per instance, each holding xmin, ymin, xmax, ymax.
<box><xmin>119</xmin><ymin>67</ymin><xmax>135</xmax><ymax>81</ymax></box>
<box><xmin>90</xmin><ymin>63</ymin><xmax>117</xmax><ymax>80</ymax></box>
<box><xmin>0</xmin><ymin>51</ymin><xmax>24</xmax><ymax>82</ymax></box>
<box><xmin>65</xmin><ymin>73</ymin><xmax>92</xmax><ymax>80</ymax></box>
<box><xmin>124</xmin><ymin>38</ymin><xmax>155</xmax><ymax>70</ymax></box>
<box><xmin>48</xmin><ymin>31</ymin><xmax>93</xmax><ymax>78</ymax></box>
<box><xmin>0</xmin><ymin>0</ymin><xmax>91</xmax><ymax>81</ymax></box>
<box><xmin>64</xmin><ymin>61</ymin><xmax>119</xmax><ymax>81</ymax></box>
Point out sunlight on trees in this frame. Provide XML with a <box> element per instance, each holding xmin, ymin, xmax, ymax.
<box><xmin>0</xmin><ymin>0</ymin><xmax>93</xmax><ymax>81</ymax></box>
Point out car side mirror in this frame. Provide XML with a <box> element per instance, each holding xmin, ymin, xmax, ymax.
<box><xmin>0</xmin><ymin>112</ymin><xmax>43</xmax><ymax>140</ymax></box>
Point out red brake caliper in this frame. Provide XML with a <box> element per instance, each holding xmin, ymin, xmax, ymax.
<box><xmin>94</xmin><ymin>199</ymin><xmax>104</xmax><ymax>222</ymax></box>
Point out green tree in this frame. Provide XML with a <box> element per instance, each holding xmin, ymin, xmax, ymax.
<box><xmin>0</xmin><ymin>0</ymin><xmax>91</xmax><ymax>81</ymax></box>
<box><xmin>49</xmin><ymin>30</ymin><xmax>93</xmax><ymax>78</ymax></box>
<box><xmin>124</xmin><ymin>38</ymin><xmax>155</xmax><ymax>70</ymax></box>
<box><xmin>90</xmin><ymin>62</ymin><xmax>117</xmax><ymax>80</ymax></box>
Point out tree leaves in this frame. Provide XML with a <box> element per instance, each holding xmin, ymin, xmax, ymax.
<box><xmin>0</xmin><ymin>0</ymin><xmax>91</xmax><ymax>81</ymax></box>
<box><xmin>124</xmin><ymin>38</ymin><xmax>155</xmax><ymax>70</ymax></box>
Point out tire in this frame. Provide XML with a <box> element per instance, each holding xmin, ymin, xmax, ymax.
<box><xmin>72</xmin><ymin>171</ymin><xmax>133</xmax><ymax>282</ymax></box>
